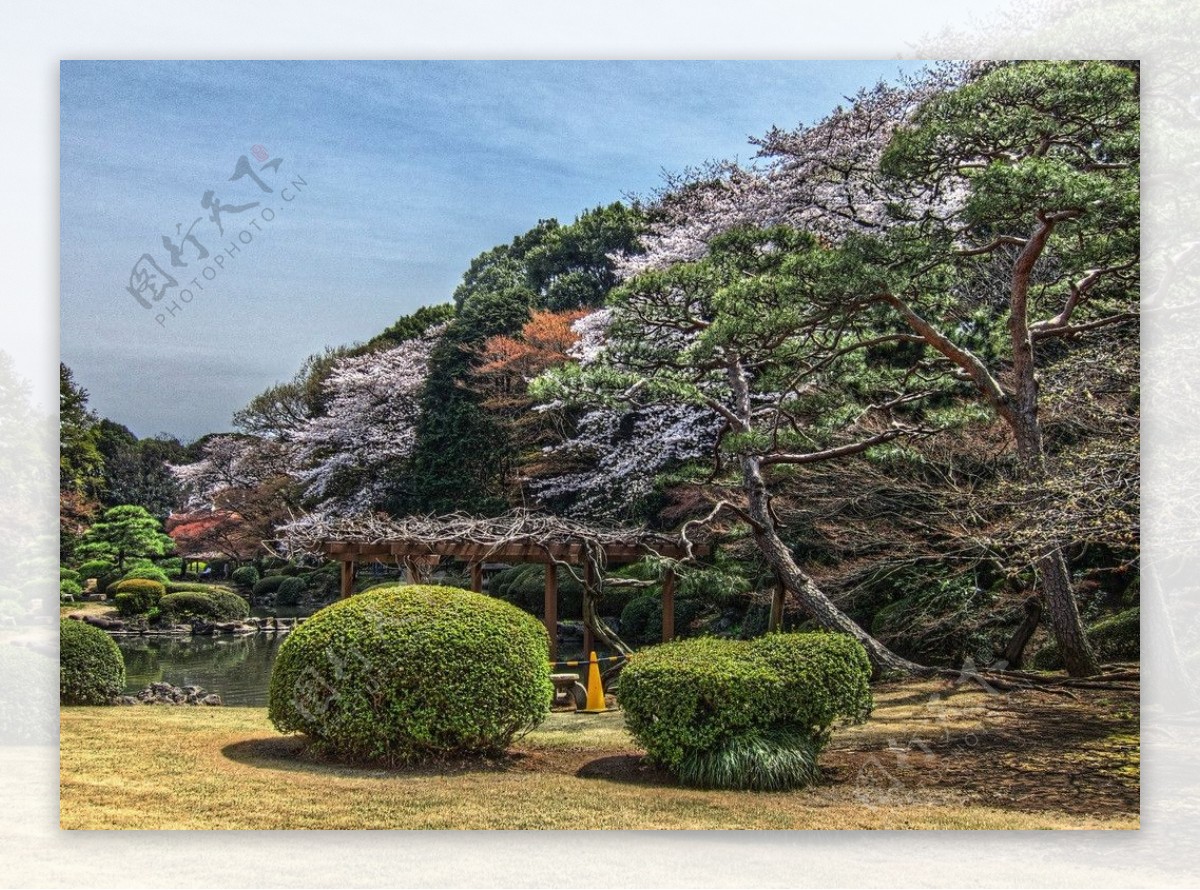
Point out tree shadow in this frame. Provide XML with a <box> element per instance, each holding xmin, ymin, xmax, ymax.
<box><xmin>575</xmin><ymin>753</ymin><xmax>678</xmax><ymax>787</ymax></box>
<box><xmin>221</xmin><ymin>736</ymin><xmax>526</xmax><ymax>778</ymax></box>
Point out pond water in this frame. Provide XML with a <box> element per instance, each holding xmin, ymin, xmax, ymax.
<box><xmin>115</xmin><ymin>630</ymin><xmax>598</xmax><ymax>707</ymax></box>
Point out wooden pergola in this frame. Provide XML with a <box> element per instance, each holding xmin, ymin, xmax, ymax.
<box><xmin>316</xmin><ymin>535</ymin><xmax>707</xmax><ymax>661</ymax></box>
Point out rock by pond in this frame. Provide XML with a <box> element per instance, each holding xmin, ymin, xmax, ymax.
<box><xmin>116</xmin><ymin>682</ymin><xmax>222</xmax><ymax>706</ymax></box>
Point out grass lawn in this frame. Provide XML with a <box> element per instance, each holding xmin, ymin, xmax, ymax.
<box><xmin>59</xmin><ymin>679</ymin><xmax>1139</xmax><ymax>830</ymax></box>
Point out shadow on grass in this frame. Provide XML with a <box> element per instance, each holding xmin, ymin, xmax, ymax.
<box><xmin>575</xmin><ymin>753</ymin><xmax>678</xmax><ymax>787</ymax></box>
<box><xmin>221</xmin><ymin>736</ymin><xmax>527</xmax><ymax>779</ymax></box>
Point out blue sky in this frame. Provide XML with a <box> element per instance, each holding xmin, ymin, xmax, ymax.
<box><xmin>60</xmin><ymin>60</ymin><xmax>927</xmax><ymax>441</ymax></box>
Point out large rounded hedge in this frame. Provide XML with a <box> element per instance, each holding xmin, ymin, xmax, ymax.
<box><xmin>159</xmin><ymin>589</ymin><xmax>249</xmax><ymax>623</ymax></box>
<box><xmin>269</xmin><ymin>584</ymin><xmax>553</xmax><ymax>763</ymax></box>
<box><xmin>111</xmin><ymin>579</ymin><xmax>166</xmax><ymax>616</ymax></box>
<box><xmin>230</xmin><ymin>565</ymin><xmax>260</xmax><ymax>589</ymax></box>
<box><xmin>619</xmin><ymin>633</ymin><xmax>872</xmax><ymax>790</ymax></box>
<box><xmin>60</xmin><ymin>619</ymin><xmax>126</xmax><ymax>705</ymax></box>
<box><xmin>120</xmin><ymin>565</ymin><xmax>171</xmax><ymax>585</ymax></box>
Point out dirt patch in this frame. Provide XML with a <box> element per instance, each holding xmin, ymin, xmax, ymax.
<box><xmin>820</xmin><ymin>682</ymin><xmax>1139</xmax><ymax>818</ymax></box>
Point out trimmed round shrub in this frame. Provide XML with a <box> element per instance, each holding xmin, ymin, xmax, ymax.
<box><xmin>120</xmin><ymin>565</ymin><xmax>171</xmax><ymax>585</ymax></box>
<box><xmin>60</xmin><ymin>567</ymin><xmax>81</xmax><ymax>584</ymax></box>
<box><xmin>1032</xmin><ymin>607</ymin><xmax>1140</xmax><ymax>670</ymax></box>
<box><xmin>165</xmin><ymin>581</ymin><xmax>233</xmax><ymax>595</ymax></box>
<box><xmin>231</xmin><ymin>565</ymin><xmax>260</xmax><ymax>589</ymax></box>
<box><xmin>208</xmin><ymin>588</ymin><xmax>251</xmax><ymax>621</ymax></box>
<box><xmin>276</xmin><ymin>576</ymin><xmax>306</xmax><ymax>606</ymax></box>
<box><xmin>619</xmin><ymin>633</ymin><xmax>872</xmax><ymax>790</ymax></box>
<box><xmin>60</xmin><ymin>578</ymin><xmax>83</xmax><ymax>600</ymax></box>
<box><xmin>269</xmin><ymin>584</ymin><xmax>552</xmax><ymax>763</ymax></box>
<box><xmin>252</xmin><ymin>575</ymin><xmax>287</xmax><ymax>598</ymax></box>
<box><xmin>159</xmin><ymin>590</ymin><xmax>249</xmax><ymax>623</ymax></box>
<box><xmin>111</xmin><ymin>579</ymin><xmax>166</xmax><ymax>616</ymax></box>
<box><xmin>75</xmin><ymin>560</ymin><xmax>114</xmax><ymax>580</ymax></box>
<box><xmin>60</xmin><ymin>619</ymin><xmax>125</xmax><ymax>705</ymax></box>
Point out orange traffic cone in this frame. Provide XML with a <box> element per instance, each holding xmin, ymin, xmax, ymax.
<box><xmin>577</xmin><ymin>651</ymin><xmax>614</xmax><ymax>713</ymax></box>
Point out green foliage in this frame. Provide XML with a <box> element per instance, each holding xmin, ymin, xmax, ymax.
<box><xmin>76</xmin><ymin>505</ymin><xmax>174</xmax><ymax>571</ymax></box>
<box><xmin>362</xmin><ymin>303</ymin><xmax>456</xmax><ymax>353</ymax></box>
<box><xmin>59</xmin><ymin>364</ymin><xmax>103</xmax><ymax>496</ymax></box>
<box><xmin>619</xmin><ymin>633</ymin><xmax>872</xmax><ymax>787</ymax></box>
<box><xmin>75</xmin><ymin>559</ymin><xmax>114</xmax><ymax>580</ymax></box>
<box><xmin>231</xmin><ymin>566</ymin><xmax>260</xmax><ymax>589</ymax></box>
<box><xmin>60</xmin><ymin>578</ymin><xmax>83</xmax><ymax>600</ymax></box>
<box><xmin>276</xmin><ymin>577</ymin><xmax>306</xmax><ymax>606</ymax></box>
<box><xmin>396</xmin><ymin>204</ymin><xmax>645</xmax><ymax>516</ymax></box>
<box><xmin>110</xmin><ymin>579</ymin><xmax>166</xmax><ymax>616</ymax></box>
<box><xmin>165</xmin><ymin>581</ymin><xmax>235</xmax><ymax>595</ymax></box>
<box><xmin>620</xmin><ymin>595</ymin><xmax>662</xmax><ymax>644</ymax></box>
<box><xmin>269</xmin><ymin>585</ymin><xmax>552</xmax><ymax>763</ymax></box>
<box><xmin>159</xmin><ymin>590</ymin><xmax>249</xmax><ymax>623</ymax></box>
<box><xmin>619</xmin><ymin>594</ymin><xmax>707</xmax><ymax>645</ymax></box>
<box><xmin>490</xmin><ymin>564</ymin><xmax>583</xmax><ymax>618</ymax></box>
<box><xmin>120</xmin><ymin>565</ymin><xmax>170</xmax><ymax>585</ymax></box>
<box><xmin>60</xmin><ymin>619</ymin><xmax>125</xmax><ymax>705</ymax></box>
<box><xmin>1033</xmin><ymin>607</ymin><xmax>1139</xmax><ymax>670</ymax></box>
<box><xmin>93</xmin><ymin>419</ymin><xmax>184</xmax><ymax>518</ymax></box>
<box><xmin>60</xmin><ymin>567</ymin><xmax>81</xmax><ymax>584</ymax></box>
<box><xmin>252</xmin><ymin>575</ymin><xmax>287</xmax><ymax>598</ymax></box>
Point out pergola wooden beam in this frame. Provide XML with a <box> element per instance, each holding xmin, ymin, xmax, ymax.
<box><xmin>322</xmin><ymin>537</ymin><xmax>709</xmax><ymax>654</ymax></box>
<box><xmin>318</xmin><ymin>539</ymin><xmax>705</xmax><ymax>564</ymax></box>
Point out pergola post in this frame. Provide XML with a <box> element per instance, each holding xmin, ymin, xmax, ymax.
<box><xmin>340</xmin><ymin>559</ymin><xmax>356</xmax><ymax>599</ymax></box>
<box><xmin>470</xmin><ymin>562</ymin><xmax>483</xmax><ymax>593</ymax></box>
<box><xmin>582</xmin><ymin>561</ymin><xmax>596</xmax><ymax>657</ymax></box>
<box><xmin>662</xmin><ymin>566</ymin><xmax>676</xmax><ymax>642</ymax></box>
<box><xmin>544</xmin><ymin>562</ymin><xmax>558</xmax><ymax>663</ymax></box>
<box><xmin>769</xmin><ymin>576</ymin><xmax>785</xmax><ymax>632</ymax></box>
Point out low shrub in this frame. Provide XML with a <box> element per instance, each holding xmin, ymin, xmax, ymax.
<box><xmin>110</xmin><ymin>579</ymin><xmax>166</xmax><ymax>616</ymax></box>
<box><xmin>269</xmin><ymin>584</ymin><xmax>552</xmax><ymax>763</ymax></box>
<box><xmin>165</xmin><ymin>581</ymin><xmax>234</xmax><ymax>594</ymax></box>
<box><xmin>252</xmin><ymin>575</ymin><xmax>287</xmax><ymax>598</ymax></box>
<box><xmin>60</xmin><ymin>578</ymin><xmax>83</xmax><ymax>600</ymax></box>
<box><xmin>75</xmin><ymin>560</ymin><xmax>114</xmax><ymax>581</ymax></box>
<box><xmin>1032</xmin><ymin>607</ymin><xmax>1140</xmax><ymax>670</ymax></box>
<box><xmin>276</xmin><ymin>577</ymin><xmax>307</xmax><ymax>606</ymax></box>
<box><xmin>60</xmin><ymin>619</ymin><xmax>125</xmax><ymax>705</ymax></box>
<box><xmin>619</xmin><ymin>633</ymin><xmax>872</xmax><ymax>790</ymax></box>
<box><xmin>120</xmin><ymin>565</ymin><xmax>171</xmax><ymax>585</ymax></box>
<box><xmin>230</xmin><ymin>566</ymin><xmax>260</xmax><ymax>589</ymax></box>
<box><xmin>159</xmin><ymin>590</ymin><xmax>249</xmax><ymax>623</ymax></box>
<box><xmin>208</xmin><ymin>588</ymin><xmax>251</xmax><ymax>621</ymax></box>
<box><xmin>60</xmin><ymin>567</ymin><xmax>81</xmax><ymax>584</ymax></box>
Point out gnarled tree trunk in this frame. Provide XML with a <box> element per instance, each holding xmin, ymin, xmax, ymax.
<box><xmin>727</xmin><ymin>363</ymin><xmax>921</xmax><ymax>678</ymax></box>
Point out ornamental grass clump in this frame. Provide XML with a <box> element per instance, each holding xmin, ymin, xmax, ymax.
<box><xmin>268</xmin><ymin>584</ymin><xmax>553</xmax><ymax>764</ymax></box>
<box><xmin>619</xmin><ymin>632</ymin><xmax>872</xmax><ymax>791</ymax></box>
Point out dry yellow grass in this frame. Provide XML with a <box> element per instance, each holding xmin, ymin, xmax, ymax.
<box><xmin>59</xmin><ymin>680</ymin><xmax>1138</xmax><ymax>830</ymax></box>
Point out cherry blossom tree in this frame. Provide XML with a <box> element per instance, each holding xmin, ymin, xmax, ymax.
<box><xmin>290</xmin><ymin>325</ymin><xmax>443</xmax><ymax>514</ymax></box>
